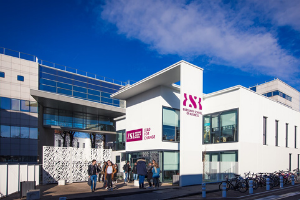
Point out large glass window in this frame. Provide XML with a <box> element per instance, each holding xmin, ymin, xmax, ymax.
<box><xmin>0</xmin><ymin>97</ymin><xmax>11</xmax><ymax>109</ymax></box>
<box><xmin>43</xmin><ymin>107</ymin><xmax>59</xmax><ymax>126</ymax></box>
<box><xmin>116</xmin><ymin>129</ymin><xmax>126</xmax><ymax>151</ymax></box>
<box><xmin>30</xmin><ymin>128</ymin><xmax>38</xmax><ymax>139</ymax></box>
<box><xmin>203</xmin><ymin>109</ymin><xmax>238</xmax><ymax>144</ymax></box>
<box><xmin>21</xmin><ymin>127</ymin><xmax>30</xmax><ymax>138</ymax></box>
<box><xmin>0</xmin><ymin>125</ymin><xmax>10</xmax><ymax>137</ymax></box>
<box><xmin>29</xmin><ymin>101</ymin><xmax>38</xmax><ymax>113</ymax></box>
<box><xmin>162</xmin><ymin>107</ymin><xmax>180</xmax><ymax>142</ymax></box>
<box><xmin>58</xmin><ymin>110</ymin><xmax>72</xmax><ymax>127</ymax></box>
<box><xmin>11</xmin><ymin>126</ymin><xmax>20</xmax><ymax>138</ymax></box>
<box><xmin>163</xmin><ymin>151</ymin><xmax>179</xmax><ymax>182</ymax></box>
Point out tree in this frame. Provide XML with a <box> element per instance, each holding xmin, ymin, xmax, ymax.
<box><xmin>68</xmin><ymin>131</ymin><xmax>76</xmax><ymax>147</ymax></box>
<box><xmin>59</xmin><ymin>131</ymin><xmax>68</xmax><ymax>147</ymax></box>
<box><xmin>90</xmin><ymin>133</ymin><xmax>96</xmax><ymax>148</ymax></box>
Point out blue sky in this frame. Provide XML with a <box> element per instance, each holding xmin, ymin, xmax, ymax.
<box><xmin>0</xmin><ymin>0</ymin><xmax>300</xmax><ymax>93</ymax></box>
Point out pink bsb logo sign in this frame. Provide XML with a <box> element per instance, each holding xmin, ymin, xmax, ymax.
<box><xmin>126</xmin><ymin>129</ymin><xmax>143</xmax><ymax>142</ymax></box>
<box><xmin>183</xmin><ymin>93</ymin><xmax>202</xmax><ymax>117</ymax></box>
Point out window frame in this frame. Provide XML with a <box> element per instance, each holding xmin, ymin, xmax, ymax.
<box><xmin>203</xmin><ymin>108</ymin><xmax>239</xmax><ymax>145</ymax></box>
<box><xmin>0</xmin><ymin>71</ymin><xmax>5</xmax><ymax>78</ymax></box>
<box><xmin>286</xmin><ymin>123</ymin><xmax>289</xmax><ymax>148</ymax></box>
<box><xmin>263</xmin><ymin>116</ymin><xmax>267</xmax><ymax>145</ymax></box>
<box><xmin>295</xmin><ymin>126</ymin><xmax>297</xmax><ymax>149</ymax></box>
<box><xmin>275</xmin><ymin>120</ymin><xmax>279</xmax><ymax>146</ymax></box>
<box><xmin>162</xmin><ymin>106</ymin><xmax>180</xmax><ymax>143</ymax></box>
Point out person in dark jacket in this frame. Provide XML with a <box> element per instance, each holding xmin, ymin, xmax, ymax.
<box><xmin>146</xmin><ymin>162</ymin><xmax>153</xmax><ymax>188</ymax></box>
<box><xmin>88</xmin><ymin>159</ymin><xmax>100</xmax><ymax>192</ymax></box>
<box><xmin>113</xmin><ymin>164</ymin><xmax>118</xmax><ymax>184</ymax></box>
<box><xmin>97</xmin><ymin>163</ymin><xmax>102</xmax><ymax>182</ymax></box>
<box><xmin>136</xmin><ymin>158</ymin><xmax>147</xmax><ymax>189</ymax></box>
<box><xmin>133</xmin><ymin>162</ymin><xmax>138</xmax><ymax>180</ymax></box>
<box><xmin>123</xmin><ymin>161</ymin><xmax>131</xmax><ymax>184</ymax></box>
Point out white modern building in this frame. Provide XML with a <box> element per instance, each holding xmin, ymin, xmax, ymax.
<box><xmin>110</xmin><ymin>61</ymin><xmax>300</xmax><ymax>186</ymax></box>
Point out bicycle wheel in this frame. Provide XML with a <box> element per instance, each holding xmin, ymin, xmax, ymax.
<box><xmin>219</xmin><ymin>182</ymin><xmax>230</xmax><ymax>191</ymax></box>
<box><xmin>238</xmin><ymin>181</ymin><xmax>248</xmax><ymax>193</ymax></box>
<box><xmin>252</xmin><ymin>179</ymin><xmax>259</xmax><ymax>190</ymax></box>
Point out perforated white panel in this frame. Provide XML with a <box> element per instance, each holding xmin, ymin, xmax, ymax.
<box><xmin>43</xmin><ymin>146</ymin><xmax>111</xmax><ymax>184</ymax></box>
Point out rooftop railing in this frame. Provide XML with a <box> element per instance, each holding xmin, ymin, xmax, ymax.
<box><xmin>0</xmin><ymin>47</ymin><xmax>135</xmax><ymax>86</ymax></box>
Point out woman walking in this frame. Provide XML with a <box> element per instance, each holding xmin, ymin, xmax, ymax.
<box><xmin>105</xmin><ymin>160</ymin><xmax>117</xmax><ymax>191</ymax></box>
<box><xmin>152</xmin><ymin>163</ymin><xmax>160</xmax><ymax>189</ymax></box>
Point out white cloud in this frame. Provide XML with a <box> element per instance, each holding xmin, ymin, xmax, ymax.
<box><xmin>99</xmin><ymin>0</ymin><xmax>300</xmax><ymax>79</ymax></box>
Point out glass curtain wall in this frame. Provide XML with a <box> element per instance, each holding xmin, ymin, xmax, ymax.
<box><xmin>39</xmin><ymin>65</ymin><xmax>122</xmax><ymax>107</ymax></box>
<box><xmin>116</xmin><ymin>130</ymin><xmax>125</xmax><ymax>151</ymax></box>
<box><xmin>162</xmin><ymin>107</ymin><xmax>180</xmax><ymax>142</ymax></box>
<box><xmin>203</xmin><ymin>109</ymin><xmax>238</xmax><ymax>144</ymax></box>
<box><xmin>43</xmin><ymin>107</ymin><xmax>114</xmax><ymax>131</ymax></box>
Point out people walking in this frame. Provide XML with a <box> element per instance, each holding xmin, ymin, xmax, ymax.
<box><xmin>146</xmin><ymin>162</ymin><xmax>153</xmax><ymax>188</ymax></box>
<box><xmin>152</xmin><ymin>162</ymin><xmax>160</xmax><ymax>189</ymax></box>
<box><xmin>136</xmin><ymin>157</ymin><xmax>147</xmax><ymax>189</ymax></box>
<box><xmin>113</xmin><ymin>164</ymin><xmax>119</xmax><ymax>184</ymax></box>
<box><xmin>133</xmin><ymin>162</ymin><xmax>138</xmax><ymax>180</ymax></box>
<box><xmin>88</xmin><ymin>159</ymin><xmax>100</xmax><ymax>192</ymax></box>
<box><xmin>105</xmin><ymin>160</ymin><xmax>117</xmax><ymax>191</ymax></box>
<box><xmin>123</xmin><ymin>161</ymin><xmax>130</xmax><ymax>184</ymax></box>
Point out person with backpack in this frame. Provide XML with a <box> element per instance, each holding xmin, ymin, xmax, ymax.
<box><xmin>88</xmin><ymin>159</ymin><xmax>100</xmax><ymax>192</ymax></box>
<box><xmin>136</xmin><ymin>157</ymin><xmax>147</xmax><ymax>189</ymax></box>
<box><xmin>133</xmin><ymin>162</ymin><xmax>138</xmax><ymax>180</ymax></box>
<box><xmin>123</xmin><ymin>161</ymin><xmax>130</xmax><ymax>184</ymax></box>
<box><xmin>152</xmin><ymin>162</ymin><xmax>160</xmax><ymax>189</ymax></box>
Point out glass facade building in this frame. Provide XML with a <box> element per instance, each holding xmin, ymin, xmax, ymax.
<box><xmin>39</xmin><ymin>65</ymin><xmax>123</xmax><ymax>107</ymax></box>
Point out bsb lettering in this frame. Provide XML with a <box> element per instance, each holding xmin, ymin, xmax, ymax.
<box><xmin>183</xmin><ymin>93</ymin><xmax>202</xmax><ymax>117</ymax></box>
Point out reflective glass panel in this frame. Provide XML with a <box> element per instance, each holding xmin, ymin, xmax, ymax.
<box><xmin>203</xmin><ymin>116</ymin><xmax>211</xmax><ymax>144</ymax></box>
<box><xmin>40</xmin><ymin>78</ymin><xmax>56</xmax><ymax>86</ymax></box>
<box><xmin>0</xmin><ymin>125</ymin><xmax>10</xmax><ymax>137</ymax></box>
<box><xmin>0</xmin><ymin>97</ymin><xmax>11</xmax><ymax>110</ymax></box>
<box><xmin>57</xmin><ymin>88</ymin><xmax>72</xmax><ymax>96</ymax></box>
<box><xmin>11</xmin><ymin>99</ymin><xmax>20</xmax><ymax>111</ymax></box>
<box><xmin>86</xmin><ymin>114</ymin><xmax>98</xmax><ymax>130</ymax></box>
<box><xmin>30</xmin><ymin>128</ymin><xmax>38</xmax><ymax>139</ymax></box>
<box><xmin>20</xmin><ymin>100</ymin><xmax>30</xmax><ymax>112</ymax></box>
<box><xmin>162</xmin><ymin>107</ymin><xmax>180</xmax><ymax>142</ymax></box>
<box><xmin>58</xmin><ymin>110</ymin><xmax>72</xmax><ymax>127</ymax></box>
<box><xmin>220</xmin><ymin>110</ymin><xmax>237</xmax><ymax>142</ymax></box>
<box><xmin>17</xmin><ymin>75</ymin><xmax>24</xmax><ymax>81</ymax></box>
<box><xmin>57</xmin><ymin>82</ymin><xmax>72</xmax><ymax>90</ymax></box>
<box><xmin>11</xmin><ymin>126</ymin><xmax>20</xmax><ymax>138</ymax></box>
<box><xmin>30</xmin><ymin>101</ymin><xmax>38</xmax><ymax>113</ymax></box>
<box><xmin>21</xmin><ymin>127</ymin><xmax>30</xmax><ymax>138</ymax></box>
<box><xmin>40</xmin><ymin>84</ymin><xmax>56</xmax><ymax>93</ymax></box>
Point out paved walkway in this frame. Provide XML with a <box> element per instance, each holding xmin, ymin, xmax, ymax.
<box><xmin>5</xmin><ymin>181</ymin><xmax>219</xmax><ymax>200</ymax></box>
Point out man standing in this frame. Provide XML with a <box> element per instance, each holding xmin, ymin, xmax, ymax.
<box><xmin>123</xmin><ymin>161</ymin><xmax>130</xmax><ymax>184</ymax></box>
<box><xmin>88</xmin><ymin>159</ymin><xmax>100</xmax><ymax>192</ymax></box>
<box><xmin>137</xmin><ymin>157</ymin><xmax>147</xmax><ymax>189</ymax></box>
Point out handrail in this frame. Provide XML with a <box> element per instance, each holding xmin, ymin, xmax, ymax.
<box><xmin>0</xmin><ymin>47</ymin><xmax>135</xmax><ymax>86</ymax></box>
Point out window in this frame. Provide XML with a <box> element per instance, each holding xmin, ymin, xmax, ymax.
<box><xmin>30</xmin><ymin>101</ymin><xmax>38</xmax><ymax>113</ymax></box>
<box><xmin>203</xmin><ymin>109</ymin><xmax>238</xmax><ymax>144</ymax></box>
<box><xmin>58</xmin><ymin>140</ymin><xmax>61</xmax><ymax>147</ymax></box>
<box><xmin>17</xmin><ymin>75</ymin><xmax>24</xmax><ymax>81</ymax></box>
<box><xmin>77</xmin><ymin>142</ymin><xmax>80</xmax><ymax>148</ymax></box>
<box><xmin>0</xmin><ymin>97</ymin><xmax>11</xmax><ymax>109</ymax></box>
<box><xmin>0</xmin><ymin>71</ymin><xmax>5</xmax><ymax>78</ymax></box>
<box><xmin>275</xmin><ymin>120</ymin><xmax>279</xmax><ymax>146</ymax></box>
<box><xmin>162</xmin><ymin>107</ymin><xmax>180</xmax><ymax>142</ymax></box>
<box><xmin>263</xmin><ymin>117</ymin><xmax>267</xmax><ymax>145</ymax></box>
<box><xmin>11</xmin><ymin>99</ymin><xmax>20</xmax><ymax>111</ymax></box>
<box><xmin>21</xmin><ymin>127</ymin><xmax>30</xmax><ymax>138</ymax></box>
<box><xmin>29</xmin><ymin>128</ymin><xmax>38</xmax><ymax>139</ymax></box>
<box><xmin>295</xmin><ymin>126</ymin><xmax>297</xmax><ymax>149</ymax></box>
<box><xmin>11</xmin><ymin>126</ymin><xmax>20</xmax><ymax>138</ymax></box>
<box><xmin>0</xmin><ymin>125</ymin><xmax>10</xmax><ymax>137</ymax></box>
<box><xmin>20</xmin><ymin>100</ymin><xmax>30</xmax><ymax>112</ymax></box>
<box><xmin>83</xmin><ymin>143</ymin><xmax>85</xmax><ymax>148</ymax></box>
<box><xmin>116</xmin><ymin>129</ymin><xmax>126</xmax><ymax>151</ymax></box>
<box><xmin>163</xmin><ymin>151</ymin><xmax>179</xmax><ymax>182</ymax></box>
<box><xmin>289</xmin><ymin>153</ymin><xmax>292</xmax><ymax>171</ymax></box>
<box><xmin>286</xmin><ymin>123</ymin><xmax>289</xmax><ymax>147</ymax></box>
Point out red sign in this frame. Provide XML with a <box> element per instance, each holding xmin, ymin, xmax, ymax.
<box><xmin>182</xmin><ymin>93</ymin><xmax>202</xmax><ymax>117</ymax></box>
<box><xmin>126</xmin><ymin>128</ymin><xmax>143</xmax><ymax>142</ymax></box>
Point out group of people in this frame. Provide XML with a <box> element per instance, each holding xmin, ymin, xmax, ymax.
<box><xmin>132</xmin><ymin>158</ymin><xmax>161</xmax><ymax>189</ymax></box>
<box><xmin>88</xmin><ymin>159</ymin><xmax>119</xmax><ymax>192</ymax></box>
<box><xmin>88</xmin><ymin>157</ymin><xmax>161</xmax><ymax>192</ymax></box>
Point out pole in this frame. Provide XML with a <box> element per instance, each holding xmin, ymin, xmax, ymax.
<box><xmin>280</xmin><ymin>176</ymin><xmax>283</xmax><ymax>188</ymax></box>
<box><xmin>266</xmin><ymin>178</ymin><xmax>270</xmax><ymax>191</ymax></box>
<box><xmin>222</xmin><ymin>182</ymin><xmax>226</xmax><ymax>198</ymax></box>
<box><xmin>202</xmin><ymin>183</ymin><xmax>206</xmax><ymax>198</ymax></box>
<box><xmin>249</xmin><ymin>180</ymin><xmax>253</xmax><ymax>194</ymax></box>
<box><xmin>292</xmin><ymin>175</ymin><xmax>295</xmax><ymax>186</ymax></box>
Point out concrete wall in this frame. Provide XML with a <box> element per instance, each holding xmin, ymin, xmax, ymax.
<box><xmin>0</xmin><ymin>54</ymin><xmax>39</xmax><ymax>161</ymax></box>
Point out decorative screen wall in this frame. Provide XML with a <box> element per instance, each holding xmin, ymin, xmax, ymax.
<box><xmin>43</xmin><ymin>146</ymin><xmax>111</xmax><ymax>184</ymax></box>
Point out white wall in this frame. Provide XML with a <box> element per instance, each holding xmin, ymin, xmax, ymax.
<box><xmin>124</xmin><ymin>86</ymin><xmax>179</xmax><ymax>152</ymax></box>
<box><xmin>203</xmin><ymin>87</ymin><xmax>300</xmax><ymax>175</ymax></box>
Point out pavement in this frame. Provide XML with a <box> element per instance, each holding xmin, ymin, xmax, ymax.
<box><xmin>3</xmin><ymin>181</ymin><xmax>300</xmax><ymax>200</ymax></box>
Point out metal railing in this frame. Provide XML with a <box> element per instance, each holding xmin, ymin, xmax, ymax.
<box><xmin>0</xmin><ymin>47</ymin><xmax>135</xmax><ymax>86</ymax></box>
